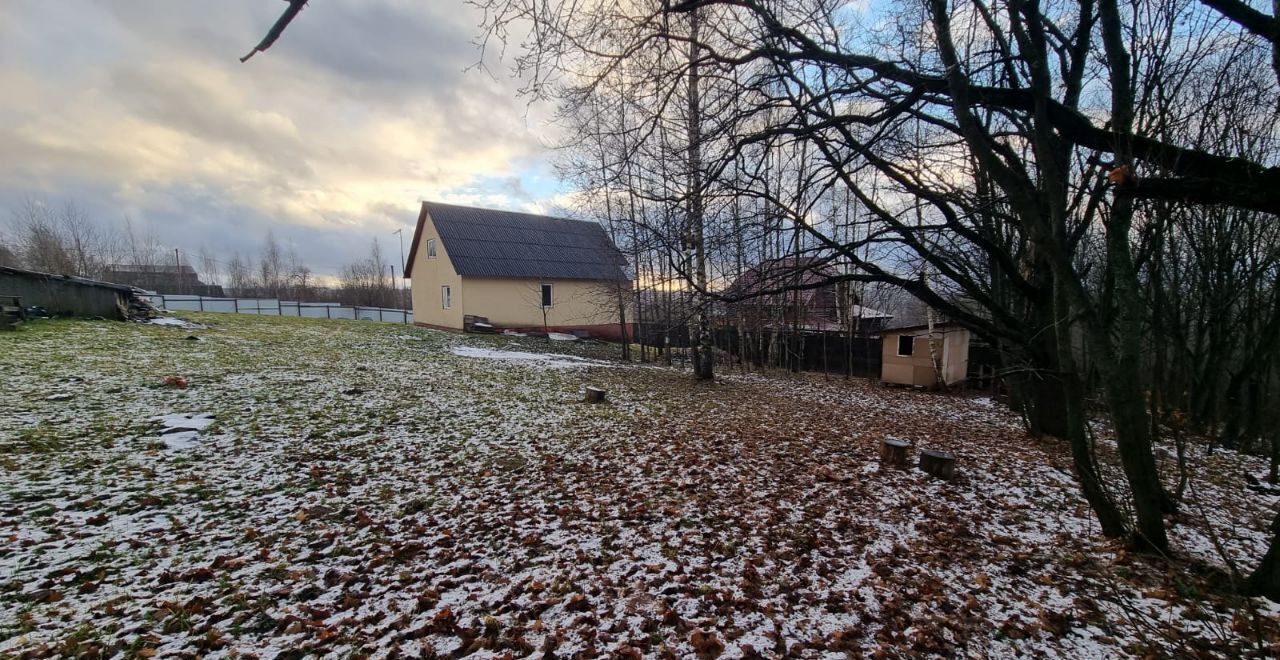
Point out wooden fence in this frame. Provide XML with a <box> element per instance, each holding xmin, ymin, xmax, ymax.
<box><xmin>636</xmin><ymin>322</ymin><xmax>1002</xmax><ymax>384</ymax></box>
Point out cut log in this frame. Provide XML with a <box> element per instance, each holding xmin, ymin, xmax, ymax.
<box><xmin>918</xmin><ymin>449</ymin><xmax>956</xmax><ymax>480</ymax></box>
<box><xmin>880</xmin><ymin>437</ymin><xmax>911</xmax><ymax>468</ymax></box>
<box><xmin>584</xmin><ymin>387</ymin><xmax>607</xmax><ymax>404</ymax></box>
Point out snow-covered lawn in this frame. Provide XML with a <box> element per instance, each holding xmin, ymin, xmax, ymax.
<box><xmin>1</xmin><ymin>314</ymin><xmax>1276</xmax><ymax>657</ymax></box>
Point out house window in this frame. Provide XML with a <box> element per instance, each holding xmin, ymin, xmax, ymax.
<box><xmin>427</xmin><ymin>239</ymin><xmax>437</xmax><ymax>258</ymax></box>
<box><xmin>897</xmin><ymin>335</ymin><xmax>914</xmax><ymax>357</ymax></box>
<box><xmin>541</xmin><ymin>283</ymin><xmax>553</xmax><ymax>308</ymax></box>
<box><xmin>441</xmin><ymin>285</ymin><xmax>451</xmax><ymax>309</ymax></box>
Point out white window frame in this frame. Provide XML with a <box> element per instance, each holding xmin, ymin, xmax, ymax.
<box><xmin>426</xmin><ymin>238</ymin><xmax>437</xmax><ymax>259</ymax></box>
<box><xmin>441</xmin><ymin>285</ymin><xmax>451</xmax><ymax>309</ymax></box>
<box><xmin>540</xmin><ymin>283</ymin><xmax>553</xmax><ymax>308</ymax></box>
<box><xmin>896</xmin><ymin>334</ymin><xmax>915</xmax><ymax>357</ymax></box>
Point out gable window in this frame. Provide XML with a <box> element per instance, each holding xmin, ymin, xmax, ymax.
<box><xmin>897</xmin><ymin>335</ymin><xmax>914</xmax><ymax>357</ymax></box>
<box><xmin>541</xmin><ymin>283</ymin><xmax>553</xmax><ymax>308</ymax></box>
<box><xmin>427</xmin><ymin>239</ymin><xmax>437</xmax><ymax>258</ymax></box>
<box><xmin>441</xmin><ymin>285</ymin><xmax>451</xmax><ymax>309</ymax></box>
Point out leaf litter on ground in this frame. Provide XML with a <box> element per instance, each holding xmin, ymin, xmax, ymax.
<box><xmin>0</xmin><ymin>314</ymin><xmax>1277</xmax><ymax>658</ymax></box>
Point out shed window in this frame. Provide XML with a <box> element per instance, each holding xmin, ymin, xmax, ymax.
<box><xmin>897</xmin><ymin>335</ymin><xmax>914</xmax><ymax>357</ymax></box>
<box><xmin>441</xmin><ymin>285</ymin><xmax>451</xmax><ymax>309</ymax></box>
<box><xmin>541</xmin><ymin>283</ymin><xmax>553</xmax><ymax>308</ymax></box>
<box><xmin>427</xmin><ymin>239</ymin><xmax>437</xmax><ymax>258</ymax></box>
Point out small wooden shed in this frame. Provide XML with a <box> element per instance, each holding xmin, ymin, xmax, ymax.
<box><xmin>0</xmin><ymin>266</ymin><xmax>137</xmax><ymax>319</ymax></box>
<box><xmin>879</xmin><ymin>323</ymin><xmax>971</xmax><ymax>388</ymax></box>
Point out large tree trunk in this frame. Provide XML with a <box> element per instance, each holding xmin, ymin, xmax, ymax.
<box><xmin>684</xmin><ymin>8</ymin><xmax>713</xmax><ymax>381</ymax></box>
<box><xmin>1246</xmin><ymin>510</ymin><xmax>1280</xmax><ymax>602</ymax></box>
<box><xmin>1097</xmin><ymin>0</ymin><xmax>1171</xmax><ymax>554</ymax></box>
<box><xmin>1017</xmin><ymin>283</ymin><xmax>1073</xmax><ymax>440</ymax></box>
<box><xmin>1097</xmin><ymin>337</ymin><xmax>1171</xmax><ymax>552</ymax></box>
<box><xmin>1054</xmin><ymin>276</ymin><xmax>1129</xmax><ymax>538</ymax></box>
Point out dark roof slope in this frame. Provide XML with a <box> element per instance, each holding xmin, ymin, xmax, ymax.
<box><xmin>406</xmin><ymin>202</ymin><xmax>629</xmax><ymax>281</ymax></box>
<box><xmin>1</xmin><ymin>266</ymin><xmax>137</xmax><ymax>293</ymax></box>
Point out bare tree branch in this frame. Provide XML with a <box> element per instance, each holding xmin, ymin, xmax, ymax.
<box><xmin>241</xmin><ymin>0</ymin><xmax>308</xmax><ymax>63</ymax></box>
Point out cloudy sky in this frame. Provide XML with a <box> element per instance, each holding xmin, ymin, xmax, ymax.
<box><xmin>0</xmin><ymin>0</ymin><xmax>562</xmax><ymax>276</ymax></box>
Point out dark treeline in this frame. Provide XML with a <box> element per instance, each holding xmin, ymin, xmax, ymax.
<box><xmin>0</xmin><ymin>200</ymin><xmax>410</xmax><ymax>309</ymax></box>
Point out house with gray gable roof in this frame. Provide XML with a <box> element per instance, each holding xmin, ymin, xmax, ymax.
<box><xmin>404</xmin><ymin>201</ymin><xmax>634</xmax><ymax>339</ymax></box>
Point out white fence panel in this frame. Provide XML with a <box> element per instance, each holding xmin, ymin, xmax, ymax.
<box><xmin>149</xmin><ymin>294</ymin><xmax>410</xmax><ymax>324</ymax></box>
<box><xmin>298</xmin><ymin>306</ymin><xmax>333</xmax><ymax>319</ymax></box>
<box><xmin>246</xmin><ymin>299</ymin><xmax>281</xmax><ymax>315</ymax></box>
<box><xmin>162</xmin><ymin>296</ymin><xmax>203</xmax><ymax>312</ymax></box>
<box><xmin>203</xmin><ymin>299</ymin><xmax>238</xmax><ymax>313</ymax></box>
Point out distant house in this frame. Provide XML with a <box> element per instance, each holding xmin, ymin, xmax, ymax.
<box><xmin>879</xmin><ymin>322</ymin><xmax>971</xmax><ymax>388</ymax></box>
<box><xmin>724</xmin><ymin>256</ymin><xmax>891</xmax><ymax>333</ymax></box>
<box><xmin>101</xmin><ymin>264</ymin><xmax>224</xmax><ymax>297</ymax></box>
<box><xmin>404</xmin><ymin>202</ymin><xmax>634</xmax><ymax>339</ymax></box>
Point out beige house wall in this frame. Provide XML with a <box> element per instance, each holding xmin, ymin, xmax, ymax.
<box><xmin>408</xmin><ymin>215</ymin><xmax>465</xmax><ymax>329</ymax></box>
<box><xmin>881</xmin><ymin>327</ymin><xmax>970</xmax><ymax>387</ymax></box>
<box><xmin>461</xmin><ymin>276</ymin><xmax>629</xmax><ymax>329</ymax></box>
<box><xmin>941</xmin><ymin>329</ymin><xmax>970</xmax><ymax>384</ymax></box>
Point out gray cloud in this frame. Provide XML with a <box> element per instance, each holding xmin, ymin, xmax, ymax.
<box><xmin>0</xmin><ymin>0</ymin><xmax>559</xmax><ymax>277</ymax></box>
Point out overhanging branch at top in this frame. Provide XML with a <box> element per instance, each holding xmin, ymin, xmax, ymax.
<box><xmin>241</xmin><ymin>0</ymin><xmax>309</xmax><ymax>63</ymax></box>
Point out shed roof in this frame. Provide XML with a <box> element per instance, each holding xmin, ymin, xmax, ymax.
<box><xmin>405</xmin><ymin>202</ymin><xmax>629</xmax><ymax>281</ymax></box>
<box><xmin>878</xmin><ymin>321</ymin><xmax>967</xmax><ymax>335</ymax></box>
<box><xmin>1</xmin><ymin>266</ymin><xmax>137</xmax><ymax>293</ymax></box>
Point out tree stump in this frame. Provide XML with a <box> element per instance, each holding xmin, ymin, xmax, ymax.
<box><xmin>584</xmin><ymin>387</ymin><xmax>607</xmax><ymax>404</ymax></box>
<box><xmin>879</xmin><ymin>437</ymin><xmax>911</xmax><ymax>469</ymax></box>
<box><xmin>918</xmin><ymin>449</ymin><xmax>956</xmax><ymax>480</ymax></box>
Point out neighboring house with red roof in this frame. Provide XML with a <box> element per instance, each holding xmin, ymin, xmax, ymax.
<box><xmin>723</xmin><ymin>257</ymin><xmax>891</xmax><ymax>333</ymax></box>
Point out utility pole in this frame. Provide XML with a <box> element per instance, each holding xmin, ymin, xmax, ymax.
<box><xmin>393</xmin><ymin>228</ymin><xmax>406</xmax><ymax>309</ymax></box>
<box><xmin>174</xmin><ymin>248</ymin><xmax>182</xmax><ymax>295</ymax></box>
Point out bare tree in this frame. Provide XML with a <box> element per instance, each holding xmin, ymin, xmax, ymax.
<box><xmin>338</xmin><ymin>239</ymin><xmax>394</xmax><ymax>307</ymax></box>
<box><xmin>198</xmin><ymin>247</ymin><xmax>223</xmax><ymax>291</ymax></box>
<box><xmin>11</xmin><ymin>199</ymin><xmax>74</xmax><ymax>275</ymax></box>
<box><xmin>227</xmin><ymin>252</ymin><xmax>255</xmax><ymax>297</ymax></box>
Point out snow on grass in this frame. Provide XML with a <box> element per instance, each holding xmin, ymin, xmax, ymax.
<box><xmin>0</xmin><ymin>314</ymin><xmax>1276</xmax><ymax>657</ymax></box>
<box><xmin>450</xmin><ymin>345</ymin><xmax>612</xmax><ymax>369</ymax></box>
<box><xmin>152</xmin><ymin>412</ymin><xmax>215</xmax><ymax>433</ymax></box>
<box><xmin>144</xmin><ymin>317</ymin><xmax>205</xmax><ymax>329</ymax></box>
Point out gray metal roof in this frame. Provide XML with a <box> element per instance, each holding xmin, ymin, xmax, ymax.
<box><xmin>424</xmin><ymin>202</ymin><xmax>629</xmax><ymax>281</ymax></box>
<box><xmin>1</xmin><ymin>266</ymin><xmax>138</xmax><ymax>293</ymax></box>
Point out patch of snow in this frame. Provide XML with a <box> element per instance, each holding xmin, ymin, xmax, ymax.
<box><xmin>149</xmin><ymin>413</ymin><xmax>215</xmax><ymax>450</ymax></box>
<box><xmin>450</xmin><ymin>345</ymin><xmax>609</xmax><ymax>369</ymax></box>
<box><xmin>547</xmin><ymin>332</ymin><xmax>578</xmax><ymax>341</ymax></box>
<box><xmin>146</xmin><ymin>316</ymin><xmax>205</xmax><ymax>329</ymax></box>
<box><xmin>152</xmin><ymin>412</ymin><xmax>215</xmax><ymax>433</ymax></box>
<box><xmin>161</xmin><ymin>430</ymin><xmax>201</xmax><ymax>450</ymax></box>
